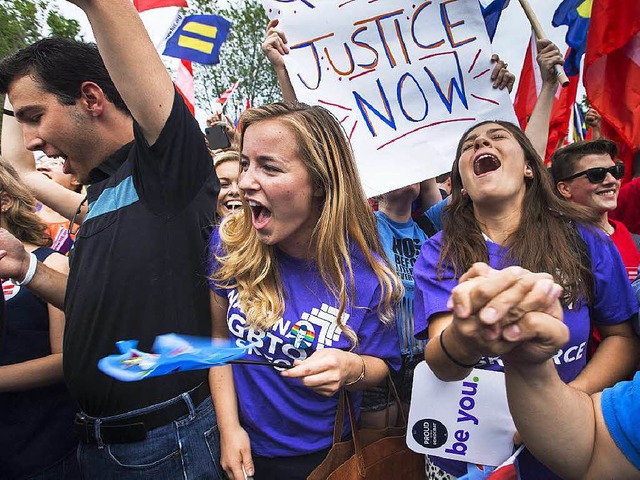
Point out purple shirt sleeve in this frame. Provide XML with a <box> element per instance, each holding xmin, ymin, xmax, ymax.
<box><xmin>413</xmin><ymin>233</ymin><xmax>456</xmax><ymax>339</ymax></box>
<box><xmin>580</xmin><ymin>225</ymin><xmax>639</xmax><ymax>325</ymax></box>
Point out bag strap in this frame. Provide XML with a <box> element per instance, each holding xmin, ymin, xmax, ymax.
<box><xmin>332</xmin><ymin>390</ymin><xmax>346</xmax><ymax>445</ymax></box>
<box><xmin>345</xmin><ymin>391</ymin><xmax>366</xmax><ymax>476</ymax></box>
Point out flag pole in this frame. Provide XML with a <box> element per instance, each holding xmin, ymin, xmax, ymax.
<box><xmin>517</xmin><ymin>0</ymin><xmax>570</xmax><ymax>87</ymax></box>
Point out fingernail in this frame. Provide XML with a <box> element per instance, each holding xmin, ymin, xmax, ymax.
<box><xmin>504</xmin><ymin>324</ymin><xmax>521</xmax><ymax>340</ymax></box>
<box><xmin>454</xmin><ymin>303</ymin><xmax>468</xmax><ymax>318</ymax></box>
<box><xmin>446</xmin><ymin>297</ymin><xmax>454</xmax><ymax>310</ymax></box>
<box><xmin>552</xmin><ymin>284</ymin><xmax>563</xmax><ymax>298</ymax></box>
<box><xmin>543</xmin><ymin>280</ymin><xmax>554</xmax><ymax>295</ymax></box>
<box><xmin>480</xmin><ymin>307</ymin><xmax>498</xmax><ymax>324</ymax></box>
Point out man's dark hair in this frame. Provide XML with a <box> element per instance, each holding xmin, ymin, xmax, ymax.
<box><xmin>0</xmin><ymin>37</ymin><xmax>129</xmax><ymax>114</ymax></box>
<box><xmin>550</xmin><ymin>139</ymin><xmax>618</xmax><ymax>183</ymax></box>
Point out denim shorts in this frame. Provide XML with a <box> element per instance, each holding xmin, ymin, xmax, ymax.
<box><xmin>77</xmin><ymin>392</ymin><xmax>224</xmax><ymax>479</ymax></box>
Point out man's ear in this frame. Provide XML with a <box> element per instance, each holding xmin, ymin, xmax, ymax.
<box><xmin>79</xmin><ymin>81</ymin><xmax>106</xmax><ymax>117</ymax></box>
<box><xmin>556</xmin><ymin>181</ymin><xmax>572</xmax><ymax>200</ymax></box>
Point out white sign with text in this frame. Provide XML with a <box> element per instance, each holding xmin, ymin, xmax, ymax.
<box><xmin>407</xmin><ymin>361</ymin><xmax>516</xmax><ymax>466</ymax></box>
<box><xmin>260</xmin><ymin>0</ymin><xmax>517</xmax><ymax>196</ymax></box>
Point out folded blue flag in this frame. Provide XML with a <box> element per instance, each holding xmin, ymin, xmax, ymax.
<box><xmin>552</xmin><ymin>0</ymin><xmax>592</xmax><ymax>76</ymax></box>
<box><xmin>163</xmin><ymin>14</ymin><xmax>231</xmax><ymax>65</ymax></box>
<box><xmin>99</xmin><ymin>334</ymin><xmax>256</xmax><ymax>382</ymax></box>
<box><xmin>480</xmin><ymin>0</ymin><xmax>510</xmax><ymax>42</ymax></box>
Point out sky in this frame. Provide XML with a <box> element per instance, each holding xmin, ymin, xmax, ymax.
<box><xmin>53</xmin><ymin>0</ymin><xmax>577</xmax><ymax>113</ymax></box>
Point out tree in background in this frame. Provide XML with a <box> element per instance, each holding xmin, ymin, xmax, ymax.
<box><xmin>188</xmin><ymin>0</ymin><xmax>280</xmax><ymax>117</ymax></box>
<box><xmin>0</xmin><ymin>0</ymin><xmax>81</xmax><ymax>59</ymax></box>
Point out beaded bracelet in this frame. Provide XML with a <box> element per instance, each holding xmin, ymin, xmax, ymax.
<box><xmin>439</xmin><ymin>328</ymin><xmax>478</xmax><ymax>369</ymax></box>
<box><xmin>344</xmin><ymin>354</ymin><xmax>366</xmax><ymax>386</ymax></box>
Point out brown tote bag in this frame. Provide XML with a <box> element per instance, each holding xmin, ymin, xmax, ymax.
<box><xmin>307</xmin><ymin>376</ymin><xmax>424</xmax><ymax>480</ymax></box>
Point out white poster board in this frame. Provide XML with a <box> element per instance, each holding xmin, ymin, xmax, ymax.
<box><xmin>261</xmin><ymin>0</ymin><xmax>518</xmax><ymax>197</ymax></box>
<box><xmin>407</xmin><ymin>361</ymin><xmax>516</xmax><ymax>467</ymax></box>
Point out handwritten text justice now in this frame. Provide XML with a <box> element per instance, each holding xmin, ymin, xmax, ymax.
<box><xmin>290</xmin><ymin>0</ymin><xmax>484</xmax><ymax>140</ymax></box>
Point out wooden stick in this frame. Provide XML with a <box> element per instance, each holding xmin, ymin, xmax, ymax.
<box><xmin>517</xmin><ymin>0</ymin><xmax>570</xmax><ymax>87</ymax></box>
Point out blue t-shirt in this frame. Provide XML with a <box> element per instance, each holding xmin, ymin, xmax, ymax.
<box><xmin>375</xmin><ymin>211</ymin><xmax>428</xmax><ymax>357</ymax></box>
<box><xmin>601</xmin><ymin>371</ymin><xmax>640</xmax><ymax>470</ymax></box>
<box><xmin>209</xmin><ymin>231</ymin><xmax>401</xmax><ymax>457</ymax></box>
<box><xmin>424</xmin><ymin>198</ymin><xmax>448</xmax><ymax>233</ymax></box>
<box><xmin>413</xmin><ymin>225</ymin><xmax>638</xmax><ymax>478</ymax></box>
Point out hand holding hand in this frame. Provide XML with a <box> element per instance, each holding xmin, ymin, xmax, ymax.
<box><xmin>535</xmin><ymin>39</ymin><xmax>565</xmax><ymax>85</ymax></box>
<box><xmin>447</xmin><ymin>263</ymin><xmax>565</xmax><ymax>360</ymax></box>
<box><xmin>281</xmin><ymin>348</ymin><xmax>362</xmax><ymax>396</ymax></box>
<box><xmin>262</xmin><ymin>19</ymin><xmax>289</xmax><ymax>70</ymax></box>
<box><xmin>490</xmin><ymin>54</ymin><xmax>516</xmax><ymax>93</ymax></box>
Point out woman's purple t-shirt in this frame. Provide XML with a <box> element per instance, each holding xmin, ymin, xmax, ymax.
<box><xmin>413</xmin><ymin>225</ymin><xmax>638</xmax><ymax>478</ymax></box>
<box><xmin>209</xmin><ymin>230</ymin><xmax>401</xmax><ymax>457</ymax></box>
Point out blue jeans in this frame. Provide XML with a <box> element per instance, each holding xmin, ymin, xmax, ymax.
<box><xmin>77</xmin><ymin>393</ymin><xmax>223</xmax><ymax>479</ymax></box>
<box><xmin>27</xmin><ymin>449</ymin><xmax>81</xmax><ymax>480</ymax></box>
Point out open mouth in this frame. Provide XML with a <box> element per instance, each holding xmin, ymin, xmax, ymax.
<box><xmin>473</xmin><ymin>153</ymin><xmax>501</xmax><ymax>176</ymax></box>
<box><xmin>248</xmin><ymin>200</ymin><xmax>272</xmax><ymax>229</ymax></box>
<box><xmin>223</xmin><ymin>200</ymin><xmax>242</xmax><ymax>210</ymax></box>
<box><xmin>596</xmin><ymin>189</ymin><xmax>617</xmax><ymax>198</ymax></box>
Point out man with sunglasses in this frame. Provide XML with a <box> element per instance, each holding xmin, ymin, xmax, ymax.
<box><xmin>552</xmin><ymin>139</ymin><xmax>640</xmax><ymax>283</ymax></box>
<box><xmin>551</xmin><ymin>140</ymin><xmax>640</xmax><ymax>357</ymax></box>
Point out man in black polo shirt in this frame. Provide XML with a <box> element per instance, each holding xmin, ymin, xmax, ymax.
<box><xmin>0</xmin><ymin>1</ymin><xmax>222</xmax><ymax>478</ymax></box>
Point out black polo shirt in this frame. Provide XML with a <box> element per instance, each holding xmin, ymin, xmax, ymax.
<box><xmin>63</xmin><ymin>92</ymin><xmax>219</xmax><ymax>417</ymax></box>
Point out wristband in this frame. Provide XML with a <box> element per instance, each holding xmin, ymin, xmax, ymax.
<box><xmin>439</xmin><ymin>328</ymin><xmax>478</xmax><ymax>369</ymax></box>
<box><xmin>344</xmin><ymin>354</ymin><xmax>366</xmax><ymax>386</ymax></box>
<box><xmin>14</xmin><ymin>252</ymin><xmax>38</xmax><ymax>286</ymax></box>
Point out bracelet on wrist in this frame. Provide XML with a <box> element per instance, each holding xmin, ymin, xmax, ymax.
<box><xmin>14</xmin><ymin>252</ymin><xmax>38</xmax><ymax>286</ymax></box>
<box><xmin>344</xmin><ymin>354</ymin><xmax>366</xmax><ymax>386</ymax></box>
<box><xmin>439</xmin><ymin>328</ymin><xmax>478</xmax><ymax>369</ymax></box>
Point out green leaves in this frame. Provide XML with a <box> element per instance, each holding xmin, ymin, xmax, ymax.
<box><xmin>0</xmin><ymin>0</ymin><xmax>80</xmax><ymax>60</ymax></box>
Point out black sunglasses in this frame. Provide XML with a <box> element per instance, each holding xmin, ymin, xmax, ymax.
<box><xmin>559</xmin><ymin>163</ymin><xmax>624</xmax><ymax>183</ymax></box>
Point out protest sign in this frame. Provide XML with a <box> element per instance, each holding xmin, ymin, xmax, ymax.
<box><xmin>261</xmin><ymin>0</ymin><xmax>518</xmax><ymax>196</ymax></box>
<box><xmin>407</xmin><ymin>361</ymin><xmax>516</xmax><ymax>466</ymax></box>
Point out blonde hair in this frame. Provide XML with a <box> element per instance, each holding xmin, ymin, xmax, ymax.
<box><xmin>213</xmin><ymin>150</ymin><xmax>240</xmax><ymax>168</ymax></box>
<box><xmin>212</xmin><ymin>102</ymin><xmax>403</xmax><ymax>346</ymax></box>
<box><xmin>0</xmin><ymin>157</ymin><xmax>51</xmax><ymax>247</ymax></box>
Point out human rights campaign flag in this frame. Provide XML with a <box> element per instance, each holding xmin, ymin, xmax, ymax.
<box><xmin>162</xmin><ymin>14</ymin><xmax>231</xmax><ymax>65</ymax></box>
<box><xmin>552</xmin><ymin>0</ymin><xmax>592</xmax><ymax>76</ymax></box>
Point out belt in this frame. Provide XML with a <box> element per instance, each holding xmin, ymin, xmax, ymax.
<box><xmin>74</xmin><ymin>382</ymin><xmax>210</xmax><ymax>444</ymax></box>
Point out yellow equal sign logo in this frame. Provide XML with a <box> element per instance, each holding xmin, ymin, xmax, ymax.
<box><xmin>177</xmin><ymin>22</ymin><xmax>219</xmax><ymax>54</ymax></box>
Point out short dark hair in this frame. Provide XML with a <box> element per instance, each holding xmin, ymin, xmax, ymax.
<box><xmin>436</xmin><ymin>172</ymin><xmax>451</xmax><ymax>183</ymax></box>
<box><xmin>550</xmin><ymin>139</ymin><xmax>618</xmax><ymax>183</ymax></box>
<box><xmin>0</xmin><ymin>37</ymin><xmax>129</xmax><ymax>114</ymax></box>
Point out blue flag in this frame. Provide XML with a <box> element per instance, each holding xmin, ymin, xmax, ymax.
<box><xmin>98</xmin><ymin>334</ymin><xmax>254</xmax><ymax>382</ymax></box>
<box><xmin>480</xmin><ymin>0</ymin><xmax>510</xmax><ymax>42</ymax></box>
<box><xmin>552</xmin><ymin>0</ymin><xmax>592</xmax><ymax>76</ymax></box>
<box><xmin>163</xmin><ymin>14</ymin><xmax>231</xmax><ymax>65</ymax></box>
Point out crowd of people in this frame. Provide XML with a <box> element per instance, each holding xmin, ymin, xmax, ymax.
<box><xmin>0</xmin><ymin>1</ymin><xmax>639</xmax><ymax>480</ymax></box>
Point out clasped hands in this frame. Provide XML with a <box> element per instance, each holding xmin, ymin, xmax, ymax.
<box><xmin>446</xmin><ymin>263</ymin><xmax>570</xmax><ymax>365</ymax></box>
